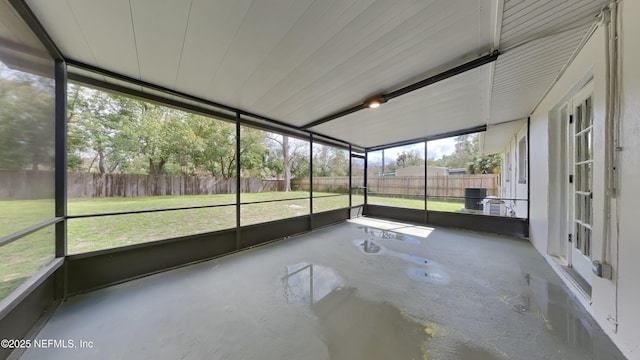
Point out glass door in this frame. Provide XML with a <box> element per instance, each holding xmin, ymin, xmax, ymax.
<box><xmin>569</xmin><ymin>86</ymin><xmax>594</xmax><ymax>284</ymax></box>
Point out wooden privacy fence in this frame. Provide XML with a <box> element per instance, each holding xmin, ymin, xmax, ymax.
<box><xmin>294</xmin><ymin>174</ymin><xmax>500</xmax><ymax>198</ymax></box>
<box><xmin>0</xmin><ymin>170</ymin><xmax>55</xmax><ymax>200</ymax></box>
<box><xmin>1</xmin><ymin>171</ymin><xmax>498</xmax><ymax>199</ymax></box>
<box><xmin>67</xmin><ymin>173</ymin><xmax>284</xmax><ymax>198</ymax></box>
<box><xmin>425</xmin><ymin>175</ymin><xmax>500</xmax><ymax>198</ymax></box>
<box><xmin>293</xmin><ymin>177</ymin><xmax>352</xmax><ymax>193</ymax></box>
<box><xmin>0</xmin><ymin>171</ymin><xmax>284</xmax><ymax>199</ymax></box>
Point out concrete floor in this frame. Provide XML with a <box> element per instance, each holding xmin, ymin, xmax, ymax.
<box><xmin>18</xmin><ymin>218</ymin><xmax>626</xmax><ymax>360</ymax></box>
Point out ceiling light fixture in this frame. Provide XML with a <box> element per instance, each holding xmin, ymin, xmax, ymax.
<box><xmin>366</xmin><ymin>96</ymin><xmax>386</xmax><ymax>109</ymax></box>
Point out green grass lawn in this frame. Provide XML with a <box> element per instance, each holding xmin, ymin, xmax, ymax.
<box><xmin>0</xmin><ymin>199</ymin><xmax>54</xmax><ymax>238</ymax></box>
<box><xmin>0</xmin><ymin>226</ymin><xmax>54</xmax><ymax>300</ymax></box>
<box><xmin>368</xmin><ymin>195</ymin><xmax>465</xmax><ymax>212</ymax></box>
<box><xmin>65</xmin><ymin>193</ymin><xmax>462</xmax><ymax>253</ymax></box>
<box><xmin>65</xmin><ymin>192</ymin><xmax>359</xmax><ymax>253</ymax></box>
<box><xmin>0</xmin><ymin>192</ymin><xmax>463</xmax><ymax>301</ymax></box>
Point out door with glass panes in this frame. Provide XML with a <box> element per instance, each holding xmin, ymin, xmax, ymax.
<box><xmin>568</xmin><ymin>84</ymin><xmax>594</xmax><ymax>284</ymax></box>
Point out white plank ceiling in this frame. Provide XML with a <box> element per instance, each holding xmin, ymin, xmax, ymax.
<box><xmin>25</xmin><ymin>0</ymin><xmax>607</xmax><ymax>148</ymax></box>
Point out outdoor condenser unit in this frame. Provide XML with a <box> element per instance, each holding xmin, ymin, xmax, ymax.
<box><xmin>483</xmin><ymin>197</ymin><xmax>506</xmax><ymax>216</ymax></box>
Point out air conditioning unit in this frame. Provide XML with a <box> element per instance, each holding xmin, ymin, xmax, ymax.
<box><xmin>483</xmin><ymin>197</ymin><xmax>506</xmax><ymax>216</ymax></box>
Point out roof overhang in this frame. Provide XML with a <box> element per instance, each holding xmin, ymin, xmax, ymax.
<box><xmin>480</xmin><ymin>118</ymin><xmax>527</xmax><ymax>155</ymax></box>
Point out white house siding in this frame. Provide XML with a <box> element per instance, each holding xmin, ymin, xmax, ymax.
<box><xmin>528</xmin><ymin>2</ymin><xmax>639</xmax><ymax>358</ymax></box>
<box><xmin>615</xmin><ymin>0</ymin><xmax>640</xmax><ymax>357</ymax></box>
<box><xmin>515</xmin><ymin>125</ymin><xmax>528</xmax><ymax>218</ymax></box>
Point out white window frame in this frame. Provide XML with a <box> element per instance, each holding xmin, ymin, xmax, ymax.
<box><xmin>517</xmin><ymin>136</ymin><xmax>527</xmax><ymax>184</ymax></box>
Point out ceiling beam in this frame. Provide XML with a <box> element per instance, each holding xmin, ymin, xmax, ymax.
<box><xmin>300</xmin><ymin>51</ymin><xmax>500</xmax><ymax>130</ymax></box>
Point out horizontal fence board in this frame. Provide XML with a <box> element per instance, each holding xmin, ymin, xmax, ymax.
<box><xmin>67</xmin><ymin>173</ymin><xmax>286</xmax><ymax>198</ymax></box>
<box><xmin>2</xmin><ymin>171</ymin><xmax>499</xmax><ymax>199</ymax></box>
<box><xmin>294</xmin><ymin>175</ymin><xmax>500</xmax><ymax>198</ymax></box>
<box><xmin>0</xmin><ymin>170</ymin><xmax>55</xmax><ymax>200</ymax></box>
<box><xmin>0</xmin><ymin>170</ymin><xmax>286</xmax><ymax>199</ymax></box>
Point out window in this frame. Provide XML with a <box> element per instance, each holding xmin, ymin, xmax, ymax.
<box><xmin>0</xmin><ymin>4</ymin><xmax>56</xmax><ymax>301</ymax></box>
<box><xmin>504</xmin><ymin>151</ymin><xmax>511</xmax><ymax>183</ymax></box>
<box><xmin>312</xmin><ymin>143</ymin><xmax>349</xmax><ymax>213</ymax></box>
<box><xmin>66</xmin><ymin>83</ymin><xmax>238</xmax><ymax>253</ymax></box>
<box><xmin>351</xmin><ymin>155</ymin><xmax>365</xmax><ymax>206</ymax></box>
<box><xmin>367</xmin><ymin>143</ymin><xmax>425</xmax><ymax>209</ymax></box>
<box><xmin>518</xmin><ymin>137</ymin><xmax>527</xmax><ymax>183</ymax></box>
<box><xmin>240</xmin><ymin>125</ymin><xmax>310</xmax><ymax>225</ymax></box>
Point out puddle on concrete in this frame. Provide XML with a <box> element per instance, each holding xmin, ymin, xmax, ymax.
<box><xmin>281</xmin><ymin>263</ymin><xmax>342</xmax><ymax>305</ymax></box>
<box><xmin>521</xmin><ymin>273</ymin><xmax>626</xmax><ymax>359</ymax></box>
<box><xmin>352</xmin><ymin>238</ymin><xmax>450</xmax><ymax>283</ymax></box>
<box><xmin>396</xmin><ymin>253</ymin><xmax>430</xmax><ymax>265</ymax></box>
<box><xmin>357</xmin><ymin>226</ymin><xmax>420</xmax><ymax>244</ymax></box>
<box><xmin>352</xmin><ymin>240</ymin><xmax>430</xmax><ymax>266</ymax></box>
<box><xmin>407</xmin><ymin>267</ymin><xmax>450</xmax><ymax>283</ymax></box>
<box><xmin>312</xmin><ymin>287</ymin><xmax>428</xmax><ymax>360</ymax></box>
<box><xmin>446</xmin><ymin>344</ymin><xmax>501</xmax><ymax>360</ymax></box>
<box><xmin>358</xmin><ymin>239</ymin><xmax>381</xmax><ymax>254</ymax></box>
<box><xmin>281</xmin><ymin>265</ymin><xmax>431</xmax><ymax>359</ymax></box>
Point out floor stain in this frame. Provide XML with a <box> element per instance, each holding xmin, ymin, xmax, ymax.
<box><xmin>424</xmin><ymin>327</ymin><xmax>435</xmax><ymax>337</ymax></box>
<box><xmin>357</xmin><ymin>226</ymin><xmax>420</xmax><ymax>244</ymax></box>
<box><xmin>512</xmin><ymin>304</ymin><xmax>528</xmax><ymax>314</ymax></box>
<box><xmin>446</xmin><ymin>343</ymin><xmax>501</xmax><ymax>360</ymax></box>
<box><xmin>312</xmin><ymin>287</ymin><xmax>428</xmax><ymax>360</ymax></box>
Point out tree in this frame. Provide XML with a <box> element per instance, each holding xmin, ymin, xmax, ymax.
<box><xmin>186</xmin><ymin>115</ymin><xmax>237</xmax><ymax>177</ymax></box>
<box><xmin>0</xmin><ymin>65</ymin><xmax>55</xmax><ymax>171</ymax></box>
<box><xmin>265</xmin><ymin>134</ymin><xmax>308</xmax><ymax>191</ymax></box>
<box><xmin>440</xmin><ymin>134</ymin><xmax>480</xmax><ymax>169</ymax></box>
<box><xmin>426</xmin><ymin>134</ymin><xmax>501</xmax><ymax>174</ymax></box>
<box><xmin>239</xmin><ymin>127</ymin><xmax>268</xmax><ymax>177</ymax></box>
<box><xmin>468</xmin><ymin>153</ymin><xmax>501</xmax><ymax>174</ymax></box>
<box><xmin>64</xmin><ymin>84</ymin><xmax>293</xmax><ymax>181</ymax></box>
<box><xmin>312</xmin><ymin>145</ymin><xmax>348</xmax><ymax>177</ymax></box>
<box><xmin>67</xmin><ymin>85</ymin><xmax>136</xmax><ymax>173</ymax></box>
<box><xmin>396</xmin><ymin>150</ymin><xmax>424</xmax><ymax>168</ymax></box>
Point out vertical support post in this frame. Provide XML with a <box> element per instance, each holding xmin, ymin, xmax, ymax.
<box><xmin>309</xmin><ymin>134</ymin><xmax>314</xmax><ymax>229</ymax></box>
<box><xmin>54</xmin><ymin>60</ymin><xmax>67</xmax><ymax>257</ymax></box>
<box><xmin>236</xmin><ymin>113</ymin><xmax>241</xmax><ymax>249</ymax></box>
<box><xmin>349</xmin><ymin>144</ymin><xmax>353</xmax><ymax>215</ymax></box>
<box><xmin>54</xmin><ymin>59</ymin><xmax>67</xmax><ymax>299</ymax></box>
<box><xmin>364</xmin><ymin>151</ymin><xmax>368</xmax><ymax>208</ymax></box>
<box><xmin>424</xmin><ymin>140</ymin><xmax>428</xmax><ymax>224</ymax></box>
<box><xmin>526</xmin><ymin>116</ymin><xmax>531</xmax><ymax>236</ymax></box>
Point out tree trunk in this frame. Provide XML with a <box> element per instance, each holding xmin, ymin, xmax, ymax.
<box><xmin>98</xmin><ymin>150</ymin><xmax>106</xmax><ymax>173</ymax></box>
<box><xmin>283</xmin><ymin>136</ymin><xmax>291</xmax><ymax>191</ymax></box>
<box><xmin>157</xmin><ymin>159</ymin><xmax>166</xmax><ymax>174</ymax></box>
<box><xmin>149</xmin><ymin>158</ymin><xmax>156</xmax><ymax>175</ymax></box>
<box><xmin>227</xmin><ymin>155</ymin><xmax>235</xmax><ymax>179</ymax></box>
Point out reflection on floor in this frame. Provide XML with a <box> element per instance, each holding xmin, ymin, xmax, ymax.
<box><xmin>18</xmin><ymin>218</ymin><xmax>626</xmax><ymax>360</ymax></box>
